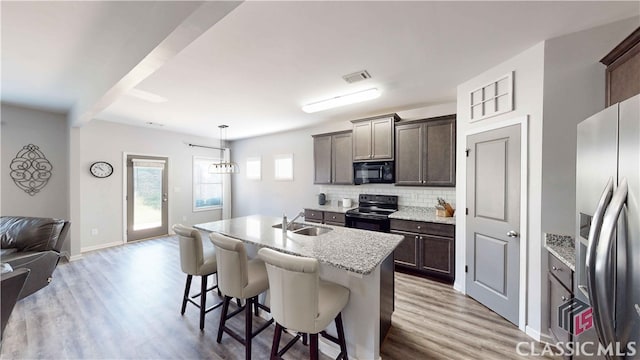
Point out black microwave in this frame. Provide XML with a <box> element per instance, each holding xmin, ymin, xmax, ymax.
<box><xmin>353</xmin><ymin>161</ymin><xmax>394</xmax><ymax>184</ymax></box>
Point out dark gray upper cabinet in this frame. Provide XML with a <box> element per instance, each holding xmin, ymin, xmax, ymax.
<box><xmin>331</xmin><ymin>132</ymin><xmax>353</xmax><ymax>184</ymax></box>
<box><xmin>312</xmin><ymin>130</ymin><xmax>353</xmax><ymax>185</ymax></box>
<box><xmin>313</xmin><ymin>135</ymin><xmax>332</xmax><ymax>184</ymax></box>
<box><xmin>352</xmin><ymin>114</ymin><xmax>399</xmax><ymax>161</ymax></box>
<box><xmin>395</xmin><ymin>115</ymin><xmax>456</xmax><ymax>187</ymax></box>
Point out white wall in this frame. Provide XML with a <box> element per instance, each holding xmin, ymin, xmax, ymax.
<box><xmin>69</xmin><ymin>120</ymin><xmax>224</xmax><ymax>255</ymax></box>
<box><xmin>539</xmin><ymin>15</ymin><xmax>639</xmax><ymax>336</ymax></box>
<box><xmin>541</xmin><ymin>17</ymin><xmax>638</xmax><ymax>236</ymax></box>
<box><xmin>454</xmin><ymin>16</ymin><xmax>639</xmax><ymax>341</ymax></box>
<box><xmin>231</xmin><ymin>103</ymin><xmax>457</xmax><ymax>218</ymax></box>
<box><xmin>456</xmin><ymin>42</ymin><xmax>546</xmax><ymax>335</ymax></box>
<box><xmin>1</xmin><ymin>103</ymin><xmax>70</xmax><ymax>221</ymax></box>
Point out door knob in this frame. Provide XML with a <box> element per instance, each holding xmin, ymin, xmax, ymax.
<box><xmin>507</xmin><ymin>230</ymin><xmax>519</xmax><ymax>238</ymax></box>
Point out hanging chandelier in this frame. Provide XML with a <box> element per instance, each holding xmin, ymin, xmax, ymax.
<box><xmin>209</xmin><ymin>125</ymin><xmax>239</xmax><ymax>174</ymax></box>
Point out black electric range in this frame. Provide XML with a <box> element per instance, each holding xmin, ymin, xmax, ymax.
<box><xmin>345</xmin><ymin>194</ymin><xmax>398</xmax><ymax>232</ymax></box>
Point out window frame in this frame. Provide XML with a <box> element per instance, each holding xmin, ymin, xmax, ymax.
<box><xmin>274</xmin><ymin>153</ymin><xmax>294</xmax><ymax>181</ymax></box>
<box><xmin>246</xmin><ymin>156</ymin><xmax>261</xmax><ymax>180</ymax></box>
<box><xmin>192</xmin><ymin>156</ymin><xmax>224</xmax><ymax>212</ymax></box>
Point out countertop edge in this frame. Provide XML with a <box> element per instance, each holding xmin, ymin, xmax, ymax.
<box><xmin>194</xmin><ymin>217</ymin><xmax>402</xmax><ymax>276</ymax></box>
<box><xmin>544</xmin><ymin>233</ymin><xmax>576</xmax><ymax>271</ymax></box>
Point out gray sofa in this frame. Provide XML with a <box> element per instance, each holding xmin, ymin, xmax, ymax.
<box><xmin>0</xmin><ymin>216</ymin><xmax>70</xmax><ymax>299</ymax></box>
<box><xmin>1</xmin><ymin>266</ymin><xmax>30</xmax><ymax>341</ymax></box>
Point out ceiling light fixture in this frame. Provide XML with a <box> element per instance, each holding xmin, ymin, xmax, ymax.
<box><xmin>209</xmin><ymin>125</ymin><xmax>239</xmax><ymax>174</ymax></box>
<box><xmin>302</xmin><ymin>88</ymin><xmax>380</xmax><ymax>113</ymax></box>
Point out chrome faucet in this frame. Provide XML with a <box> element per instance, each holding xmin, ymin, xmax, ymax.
<box><xmin>287</xmin><ymin>211</ymin><xmax>305</xmax><ymax>230</ymax></box>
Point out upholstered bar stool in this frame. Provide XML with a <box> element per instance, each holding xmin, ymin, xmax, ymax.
<box><xmin>173</xmin><ymin>224</ymin><xmax>223</xmax><ymax>331</ymax></box>
<box><xmin>258</xmin><ymin>248</ymin><xmax>349</xmax><ymax>360</ymax></box>
<box><xmin>209</xmin><ymin>233</ymin><xmax>274</xmax><ymax>360</ymax></box>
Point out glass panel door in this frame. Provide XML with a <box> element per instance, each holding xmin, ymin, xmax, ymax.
<box><xmin>127</xmin><ymin>155</ymin><xmax>168</xmax><ymax>241</ymax></box>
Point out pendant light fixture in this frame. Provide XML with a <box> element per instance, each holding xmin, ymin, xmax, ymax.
<box><xmin>209</xmin><ymin>125</ymin><xmax>239</xmax><ymax>174</ymax></box>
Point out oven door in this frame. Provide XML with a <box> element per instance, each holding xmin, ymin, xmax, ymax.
<box><xmin>345</xmin><ymin>213</ymin><xmax>390</xmax><ymax>232</ymax></box>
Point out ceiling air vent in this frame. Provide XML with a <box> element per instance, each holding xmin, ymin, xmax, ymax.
<box><xmin>342</xmin><ymin>70</ymin><xmax>371</xmax><ymax>83</ymax></box>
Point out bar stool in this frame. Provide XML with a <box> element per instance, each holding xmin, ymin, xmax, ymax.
<box><xmin>209</xmin><ymin>233</ymin><xmax>274</xmax><ymax>360</ymax></box>
<box><xmin>173</xmin><ymin>224</ymin><xmax>223</xmax><ymax>331</ymax></box>
<box><xmin>258</xmin><ymin>248</ymin><xmax>349</xmax><ymax>360</ymax></box>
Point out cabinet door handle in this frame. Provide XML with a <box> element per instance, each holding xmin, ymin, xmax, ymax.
<box><xmin>552</xmin><ymin>266</ymin><xmax>560</xmax><ymax>271</ymax></box>
<box><xmin>561</xmin><ymin>296</ymin><xmax>568</xmax><ymax>302</ymax></box>
<box><xmin>416</xmin><ymin>225</ymin><xmax>421</xmax><ymax>230</ymax></box>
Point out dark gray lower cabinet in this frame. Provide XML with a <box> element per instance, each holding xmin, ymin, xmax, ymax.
<box><xmin>303</xmin><ymin>209</ymin><xmax>345</xmax><ymax>226</ymax></box>
<box><xmin>420</xmin><ymin>234</ymin><xmax>454</xmax><ymax>276</ymax></box>
<box><xmin>392</xmin><ymin>231</ymin><xmax>418</xmax><ymax>267</ymax></box>
<box><xmin>323</xmin><ymin>211</ymin><xmax>345</xmax><ymax>227</ymax></box>
<box><xmin>547</xmin><ymin>252</ymin><xmax>574</xmax><ymax>357</ymax></box>
<box><xmin>390</xmin><ymin>219</ymin><xmax>455</xmax><ymax>282</ymax></box>
<box><xmin>304</xmin><ymin>209</ymin><xmax>323</xmax><ymax>224</ymax></box>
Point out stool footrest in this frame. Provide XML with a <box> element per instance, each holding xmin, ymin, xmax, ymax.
<box><xmin>320</xmin><ymin>331</ymin><xmax>339</xmax><ymax>345</ymax></box>
<box><xmin>277</xmin><ymin>331</ymin><xmax>303</xmax><ymax>357</ymax></box>
<box><xmin>189</xmin><ymin>283</ymin><xmax>219</xmax><ymax>299</ymax></box>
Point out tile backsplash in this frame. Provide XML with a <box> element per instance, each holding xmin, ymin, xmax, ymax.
<box><xmin>317</xmin><ymin>184</ymin><xmax>456</xmax><ymax>208</ymax></box>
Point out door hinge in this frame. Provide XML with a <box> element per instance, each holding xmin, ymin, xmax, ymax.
<box><xmin>466</xmin><ymin>208</ymin><xmax>468</xmax><ymax>215</ymax></box>
<box><xmin>465</xmin><ymin>148</ymin><xmax>471</xmax><ymax>157</ymax></box>
<box><xmin>465</xmin><ymin>265</ymin><xmax>468</xmax><ymax>273</ymax></box>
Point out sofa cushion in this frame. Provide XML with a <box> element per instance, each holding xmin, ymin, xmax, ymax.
<box><xmin>0</xmin><ymin>217</ymin><xmax>65</xmax><ymax>252</ymax></box>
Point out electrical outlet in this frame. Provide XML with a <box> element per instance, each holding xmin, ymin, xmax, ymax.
<box><xmin>91</xmin><ymin>228</ymin><xmax>98</xmax><ymax>236</ymax></box>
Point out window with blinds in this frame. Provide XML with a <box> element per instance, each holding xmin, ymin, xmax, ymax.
<box><xmin>193</xmin><ymin>156</ymin><xmax>223</xmax><ymax>211</ymax></box>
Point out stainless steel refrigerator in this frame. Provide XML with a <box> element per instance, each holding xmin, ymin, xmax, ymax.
<box><xmin>575</xmin><ymin>93</ymin><xmax>639</xmax><ymax>360</ymax></box>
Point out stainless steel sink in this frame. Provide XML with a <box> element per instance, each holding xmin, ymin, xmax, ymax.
<box><xmin>293</xmin><ymin>226</ymin><xmax>332</xmax><ymax>236</ymax></box>
<box><xmin>272</xmin><ymin>222</ymin><xmax>306</xmax><ymax>231</ymax></box>
<box><xmin>272</xmin><ymin>223</ymin><xmax>332</xmax><ymax>236</ymax></box>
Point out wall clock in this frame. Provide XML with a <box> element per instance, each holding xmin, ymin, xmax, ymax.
<box><xmin>90</xmin><ymin>161</ymin><xmax>113</xmax><ymax>178</ymax></box>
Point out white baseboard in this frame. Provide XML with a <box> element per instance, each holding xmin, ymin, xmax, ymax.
<box><xmin>68</xmin><ymin>254</ymin><xmax>83</xmax><ymax>262</ymax></box>
<box><xmin>318</xmin><ymin>337</ymin><xmax>341</xmax><ymax>359</ymax></box>
<box><xmin>537</xmin><ymin>330</ymin><xmax>556</xmax><ymax>345</ymax></box>
<box><xmin>81</xmin><ymin>241</ymin><xmax>123</xmax><ymax>253</ymax></box>
<box><xmin>525</xmin><ymin>325</ymin><xmax>542</xmax><ymax>341</ymax></box>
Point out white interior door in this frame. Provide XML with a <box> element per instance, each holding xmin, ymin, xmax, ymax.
<box><xmin>466</xmin><ymin>124</ymin><xmax>521</xmax><ymax>325</ymax></box>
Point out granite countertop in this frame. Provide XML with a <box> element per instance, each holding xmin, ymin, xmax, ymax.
<box><xmin>304</xmin><ymin>202</ymin><xmax>357</xmax><ymax>214</ymax></box>
<box><xmin>194</xmin><ymin>215</ymin><xmax>402</xmax><ymax>275</ymax></box>
<box><xmin>544</xmin><ymin>233</ymin><xmax>575</xmax><ymax>271</ymax></box>
<box><xmin>389</xmin><ymin>206</ymin><xmax>456</xmax><ymax>225</ymax></box>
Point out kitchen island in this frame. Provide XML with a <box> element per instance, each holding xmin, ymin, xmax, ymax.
<box><xmin>195</xmin><ymin>215</ymin><xmax>403</xmax><ymax>360</ymax></box>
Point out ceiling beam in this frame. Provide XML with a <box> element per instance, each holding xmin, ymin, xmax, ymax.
<box><xmin>68</xmin><ymin>1</ymin><xmax>242</xmax><ymax>128</ymax></box>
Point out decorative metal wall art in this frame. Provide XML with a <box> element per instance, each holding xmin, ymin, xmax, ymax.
<box><xmin>9</xmin><ymin>144</ymin><xmax>53</xmax><ymax>196</ymax></box>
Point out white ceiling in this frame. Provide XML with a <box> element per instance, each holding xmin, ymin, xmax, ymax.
<box><xmin>2</xmin><ymin>1</ymin><xmax>639</xmax><ymax>140</ymax></box>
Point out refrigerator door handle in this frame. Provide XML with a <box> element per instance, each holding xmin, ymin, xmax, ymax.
<box><xmin>586</xmin><ymin>178</ymin><xmax>614</xmax><ymax>357</ymax></box>
<box><xmin>586</xmin><ymin>177</ymin><xmax>614</xmax><ymax>281</ymax></box>
<box><xmin>593</xmin><ymin>178</ymin><xmax>628</xmax><ymax>358</ymax></box>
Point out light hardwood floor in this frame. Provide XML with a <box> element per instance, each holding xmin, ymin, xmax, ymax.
<box><xmin>1</xmin><ymin>236</ymin><xmax>556</xmax><ymax>360</ymax></box>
